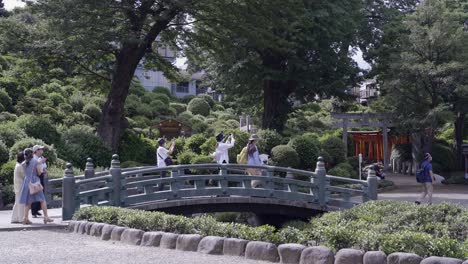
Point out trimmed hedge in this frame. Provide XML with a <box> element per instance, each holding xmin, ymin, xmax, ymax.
<box><xmin>73</xmin><ymin>206</ymin><xmax>283</xmax><ymax>244</ymax></box>
<box><xmin>270</xmin><ymin>145</ymin><xmax>299</xmax><ymax>168</ymax></box>
<box><xmin>72</xmin><ymin>201</ymin><xmax>468</xmax><ymax>258</ymax></box>
<box><xmin>187</xmin><ymin>98</ymin><xmax>211</xmax><ymax>116</ymax></box>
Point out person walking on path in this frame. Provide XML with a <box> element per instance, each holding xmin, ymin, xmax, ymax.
<box><xmin>156</xmin><ymin>138</ymin><xmax>175</xmax><ymax>191</ymax></box>
<box><xmin>19</xmin><ymin>148</ymin><xmax>53</xmax><ymax>225</ymax></box>
<box><xmin>214</xmin><ymin>133</ymin><xmax>235</xmax><ymax>164</ymax></box>
<box><xmin>11</xmin><ymin>151</ymin><xmax>25</xmax><ymax>223</ymax></box>
<box><xmin>31</xmin><ymin>145</ymin><xmax>47</xmax><ymax>218</ymax></box>
<box><xmin>415</xmin><ymin>153</ymin><xmax>436</xmax><ymax>205</ymax></box>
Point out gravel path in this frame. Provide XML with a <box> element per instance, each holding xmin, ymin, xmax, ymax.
<box><xmin>1</xmin><ymin>230</ymin><xmax>267</xmax><ymax>264</ymax></box>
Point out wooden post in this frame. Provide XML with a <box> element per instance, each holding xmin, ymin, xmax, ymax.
<box><xmin>110</xmin><ymin>154</ymin><xmax>122</xmax><ymax>206</ymax></box>
<box><xmin>366</xmin><ymin>167</ymin><xmax>378</xmax><ymax>201</ymax></box>
<box><xmin>315</xmin><ymin>157</ymin><xmax>327</xmax><ymax>207</ymax></box>
<box><xmin>62</xmin><ymin>163</ymin><xmax>76</xmax><ymax>221</ymax></box>
<box><xmin>382</xmin><ymin>123</ymin><xmax>389</xmax><ymax>171</ymax></box>
<box><xmin>84</xmin><ymin>158</ymin><xmax>95</xmax><ymax>179</ymax></box>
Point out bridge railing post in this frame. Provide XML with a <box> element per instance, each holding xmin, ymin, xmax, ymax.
<box><xmin>170</xmin><ymin>168</ymin><xmax>179</xmax><ymax>200</ymax></box>
<box><xmin>110</xmin><ymin>154</ymin><xmax>124</xmax><ymax>206</ymax></box>
<box><xmin>314</xmin><ymin>157</ymin><xmax>327</xmax><ymax>207</ymax></box>
<box><xmin>62</xmin><ymin>163</ymin><xmax>76</xmax><ymax>221</ymax></box>
<box><xmin>219</xmin><ymin>165</ymin><xmax>228</xmax><ymax>196</ymax></box>
<box><xmin>365</xmin><ymin>167</ymin><xmax>378</xmax><ymax>201</ymax></box>
<box><xmin>84</xmin><ymin>158</ymin><xmax>95</xmax><ymax>179</ymax></box>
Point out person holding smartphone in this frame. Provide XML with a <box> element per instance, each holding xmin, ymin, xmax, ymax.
<box><xmin>214</xmin><ymin>133</ymin><xmax>235</xmax><ymax>164</ymax></box>
<box><xmin>156</xmin><ymin>138</ymin><xmax>175</xmax><ymax>191</ymax></box>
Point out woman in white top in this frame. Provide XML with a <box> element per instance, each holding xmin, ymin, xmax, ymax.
<box><xmin>156</xmin><ymin>138</ymin><xmax>175</xmax><ymax>190</ymax></box>
<box><xmin>215</xmin><ymin>133</ymin><xmax>235</xmax><ymax>164</ymax></box>
<box><xmin>11</xmin><ymin>151</ymin><xmax>25</xmax><ymax>223</ymax></box>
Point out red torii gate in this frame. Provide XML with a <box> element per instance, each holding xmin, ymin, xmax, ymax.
<box><xmin>349</xmin><ymin>131</ymin><xmax>409</xmax><ymax>163</ymax></box>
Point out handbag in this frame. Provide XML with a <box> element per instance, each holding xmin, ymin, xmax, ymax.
<box><xmin>29</xmin><ymin>178</ymin><xmax>43</xmax><ymax>195</ymax></box>
<box><xmin>158</xmin><ymin>153</ymin><xmax>173</xmax><ymax>166</ymax></box>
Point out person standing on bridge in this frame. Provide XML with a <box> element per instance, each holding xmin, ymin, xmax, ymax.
<box><xmin>214</xmin><ymin>133</ymin><xmax>235</xmax><ymax>164</ymax></box>
<box><xmin>415</xmin><ymin>153</ymin><xmax>436</xmax><ymax>205</ymax></box>
<box><xmin>157</xmin><ymin>138</ymin><xmax>175</xmax><ymax>191</ymax></box>
<box><xmin>11</xmin><ymin>151</ymin><xmax>25</xmax><ymax>223</ymax></box>
<box><xmin>246</xmin><ymin>134</ymin><xmax>263</xmax><ymax>188</ymax></box>
<box><xmin>19</xmin><ymin>148</ymin><xmax>53</xmax><ymax>225</ymax></box>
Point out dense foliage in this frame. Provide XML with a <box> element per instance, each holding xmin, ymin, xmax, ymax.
<box><xmin>73</xmin><ymin>201</ymin><xmax>468</xmax><ymax>258</ymax></box>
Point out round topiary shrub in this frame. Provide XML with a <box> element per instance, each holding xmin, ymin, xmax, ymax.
<box><xmin>0</xmin><ymin>160</ymin><xmax>15</xmax><ymax>186</ymax></box>
<box><xmin>82</xmin><ymin>103</ymin><xmax>102</xmax><ymax>123</ymax></box>
<box><xmin>118</xmin><ymin>130</ymin><xmax>156</xmax><ymax>166</ymax></box>
<box><xmin>0</xmin><ymin>121</ymin><xmax>27</xmax><ymax>148</ymax></box>
<box><xmin>187</xmin><ymin>98</ymin><xmax>211</xmax><ymax>116</ymax></box>
<box><xmin>58</xmin><ymin>125</ymin><xmax>112</xmax><ymax>169</ymax></box>
<box><xmin>185</xmin><ymin>134</ymin><xmax>207</xmax><ymax>154</ymax></box>
<box><xmin>0</xmin><ymin>112</ymin><xmax>17</xmax><ymax>123</ymax></box>
<box><xmin>270</xmin><ymin>145</ymin><xmax>299</xmax><ymax>168</ymax></box>
<box><xmin>288</xmin><ymin>134</ymin><xmax>320</xmax><ymax>170</ymax></box>
<box><xmin>181</xmin><ymin>95</ymin><xmax>196</xmax><ymax>104</ymax></box>
<box><xmin>257</xmin><ymin>129</ymin><xmax>284</xmax><ymax>154</ymax></box>
<box><xmin>9</xmin><ymin>138</ymin><xmax>58</xmax><ymax>165</ymax></box>
<box><xmin>0</xmin><ymin>140</ymin><xmax>9</xmax><ymax>164</ymax></box>
<box><xmin>190</xmin><ymin>155</ymin><xmax>214</xmax><ymax>174</ymax></box>
<box><xmin>15</xmin><ymin>114</ymin><xmax>61</xmax><ymax>146</ymax></box>
<box><xmin>212</xmin><ymin>104</ymin><xmax>225</xmax><ymax>111</ymax></box>
<box><xmin>177</xmin><ymin>111</ymin><xmax>194</xmax><ymax>125</ymax></box>
<box><xmin>328</xmin><ymin>162</ymin><xmax>357</xmax><ymax>179</ymax></box>
<box><xmin>152</xmin><ymin>86</ymin><xmax>173</xmax><ymax>99</ymax></box>
<box><xmin>152</xmin><ymin>93</ymin><xmax>171</xmax><ymax>105</ymax></box>
<box><xmin>169</xmin><ymin>103</ymin><xmax>187</xmax><ymax>114</ymax></box>
<box><xmin>319</xmin><ymin>136</ymin><xmax>346</xmax><ymax>166</ymax></box>
<box><xmin>197</xmin><ymin>94</ymin><xmax>215</xmax><ymax>107</ymax></box>
<box><xmin>0</xmin><ymin>89</ymin><xmax>12</xmax><ymax>111</ymax></box>
<box><xmin>177</xmin><ymin>150</ymin><xmax>196</xmax><ymax>165</ymax></box>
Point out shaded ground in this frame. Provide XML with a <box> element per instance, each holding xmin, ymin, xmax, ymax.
<box><xmin>0</xmin><ymin>229</ymin><xmax>266</xmax><ymax>264</ymax></box>
<box><xmin>378</xmin><ymin>172</ymin><xmax>468</xmax><ymax>206</ymax></box>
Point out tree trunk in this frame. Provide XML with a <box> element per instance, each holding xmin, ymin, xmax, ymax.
<box><xmin>261</xmin><ymin>79</ymin><xmax>293</xmax><ymax>131</ymax></box>
<box><xmin>411</xmin><ymin>130</ymin><xmax>433</xmax><ymax>165</ymax></box>
<box><xmin>97</xmin><ymin>45</ymin><xmax>144</xmax><ymax>152</ymax></box>
<box><xmin>454</xmin><ymin>112</ymin><xmax>465</xmax><ymax>169</ymax></box>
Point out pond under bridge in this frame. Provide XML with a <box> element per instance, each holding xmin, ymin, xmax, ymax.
<box><xmin>44</xmin><ymin>155</ymin><xmax>379</xmax><ymax>222</ymax></box>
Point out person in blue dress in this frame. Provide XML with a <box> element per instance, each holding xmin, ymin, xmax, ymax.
<box><xmin>19</xmin><ymin>148</ymin><xmax>53</xmax><ymax>225</ymax></box>
<box><xmin>415</xmin><ymin>153</ymin><xmax>436</xmax><ymax>205</ymax></box>
<box><xmin>246</xmin><ymin>134</ymin><xmax>263</xmax><ymax>188</ymax></box>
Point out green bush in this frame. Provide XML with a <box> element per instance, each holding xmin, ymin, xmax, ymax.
<box><xmin>118</xmin><ymin>130</ymin><xmax>156</xmax><ymax>166</ymax></box>
<box><xmin>431</xmin><ymin>143</ymin><xmax>455</xmax><ymax>172</ymax></box>
<box><xmin>177</xmin><ymin>111</ymin><xmax>194</xmax><ymax>125</ymax></box>
<box><xmin>58</xmin><ymin>125</ymin><xmax>111</xmax><ymax>169</ymax></box>
<box><xmin>270</xmin><ymin>145</ymin><xmax>299</xmax><ymax>168</ymax></box>
<box><xmin>185</xmin><ymin>134</ymin><xmax>207</xmax><ymax>154</ymax></box>
<box><xmin>152</xmin><ymin>93</ymin><xmax>171</xmax><ymax>105</ymax></box>
<box><xmin>187</xmin><ymin>98</ymin><xmax>211</xmax><ymax>116</ymax></box>
<box><xmin>152</xmin><ymin>86</ymin><xmax>173</xmax><ymax>99</ymax></box>
<box><xmin>257</xmin><ymin>129</ymin><xmax>284</xmax><ymax>154</ymax></box>
<box><xmin>48</xmin><ymin>92</ymin><xmax>65</xmax><ymax>106</ymax></box>
<box><xmin>308</xmin><ymin>200</ymin><xmax>468</xmax><ymax>258</ymax></box>
<box><xmin>197</xmin><ymin>94</ymin><xmax>215</xmax><ymax>107</ymax></box>
<box><xmin>190</xmin><ymin>155</ymin><xmax>214</xmax><ymax>174</ymax></box>
<box><xmin>212</xmin><ymin>104</ymin><xmax>225</xmax><ymax>111</ymax></box>
<box><xmin>0</xmin><ymin>140</ymin><xmax>8</xmax><ymax>164</ymax></box>
<box><xmin>177</xmin><ymin>150</ymin><xmax>196</xmax><ymax>165</ymax></box>
<box><xmin>120</xmin><ymin>160</ymin><xmax>148</xmax><ymax>168</ymax></box>
<box><xmin>169</xmin><ymin>103</ymin><xmax>187</xmax><ymax>114</ymax></box>
<box><xmin>181</xmin><ymin>95</ymin><xmax>196</xmax><ymax>104</ymax></box>
<box><xmin>0</xmin><ymin>122</ymin><xmax>27</xmax><ymax>148</ymax></box>
<box><xmin>0</xmin><ymin>89</ymin><xmax>12</xmax><ymax>111</ymax></box>
<box><xmin>0</xmin><ymin>160</ymin><xmax>15</xmax><ymax>186</ymax></box>
<box><xmin>0</xmin><ymin>112</ymin><xmax>17</xmax><ymax>123</ymax></box>
<box><xmin>1</xmin><ymin>184</ymin><xmax>14</xmax><ymax>206</ymax></box>
<box><xmin>200</xmin><ymin>137</ymin><xmax>217</xmax><ymax>156</ymax></box>
<box><xmin>69</xmin><ymin>92</ymin><xmax>85</xmax><ymax>112</ymax></box>
<box><xmin>319</xmin><ymin>136</ymin><xmax>346</xmax><ymax>166</ymax></box>
<box><xmin>82</xmin><ymin>103</ymin><xmax>101</xmax><ymax>123</ymax></box>
<box><xmin>9</xmin><ymin>138</ymin><xmax>58</xmax><ymax>165</ymax></box>
<box><xmin>15</xmin><ymin>115</ymin><xmax>61</xmax><ymax>145</ymax></box>
<box><xmin>171</xmin><ymin>137</ymin><xmax>186</xmax><ymax>158</ymax></box>
<box><xmin>328</xmin><ymin>162</ymin><xmax>357</xmax><ymax>179</ymax></box>
<box><xmin>288</xmin><ymin>134</ymin><xmax>320</xmax><ymax>170</ymax></box>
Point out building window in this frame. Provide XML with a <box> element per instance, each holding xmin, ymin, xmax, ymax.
<box><xmin>176</xmin><ymin>82</ymin><xmax>189</xmax><ymax>93</ymax></box>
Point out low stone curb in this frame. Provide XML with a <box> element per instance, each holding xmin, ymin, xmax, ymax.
<box><xmin>120</xmin><ymin>228</ymin><xmax>145</xmax><ymax>245</ymax></box>
<box><xmin>198</xmin><ymin>236</ymin><xmax>224</xmax><ymax>255</ymax></box>
<box><xmin>176</xmin><ymin>234</ymin><xmax>203</xmax><ymax>252</ymax></box>
<box><xmin>68</xmin><ymin>220</ymin><xmax>466</xmax><ymax>264</ymax></box>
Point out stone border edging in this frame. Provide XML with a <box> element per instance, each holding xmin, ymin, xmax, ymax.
<box><xmin>67</xmin><ymin>221</ymin><xmax>468</xmax><ymax>264</ymax></box>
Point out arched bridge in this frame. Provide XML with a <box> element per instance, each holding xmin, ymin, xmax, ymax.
<box><xmin>46</xmin><ymin>155</ymin><xmax>378</xmax><ymax>220</ymax></box>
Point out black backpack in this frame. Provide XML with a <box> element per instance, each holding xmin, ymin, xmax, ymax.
<box><xmin>416</xmin><ymin>163</ymin><xmax>427</xmax><ymax>183</ymax></box>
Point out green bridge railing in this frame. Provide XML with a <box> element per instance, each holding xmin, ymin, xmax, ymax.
<box><xmin>50</xmin><ymin>155</ymin><xmax>378</xmax><ymax>220</ymax></box>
